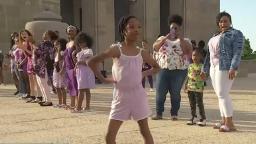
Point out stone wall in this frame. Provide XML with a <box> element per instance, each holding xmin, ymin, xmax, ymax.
<box><xmin>0</xmin><ymin>0</ymin><xmax>60</xmax><ymax>83</ymax></box>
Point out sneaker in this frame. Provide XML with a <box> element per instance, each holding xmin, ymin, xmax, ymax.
<box><xmin>53</xmin><ymin>104</ymin><xmax>62</xmax><ymax>108</ymax></box>
<box><xmin>149</xmin><ymin>88</ymin><xmax>154</xmax><ymax>92</ymax></box>
<box><xmin>171</xmin><ymin>115</ymin><xmax>178</xmax><ymax>121</ymax></box>
<box><xmin>187</xmin><ymin>117</ymin><xmax>197</xmax><ymax>125</ymax></box>
<box><xmin>21</xmin><ymin>94</ymin><xmax>30</xmax><ymax>100</ymax></box>
<box><xmin>151</xmin><ymin>115</ymin><xmax>163</xmax><ymax>120</ymax></box>
<box><xmin>83</xmin><ymin>107</ymin><xmax>92</xmax><ymax>112</ymax></box>
<box><xmin>50</xmin><ymin>90</ymin><xmax>55</xmax><ymax>94</ymax></box>
<box><xmin>197</xmin><ymin>119</ymin><xmax>206</xmax><ymax>126</ymax></box>
<box><xmin>26</xmin><ymin>96</ymin><xmax>36</xmax><ymax>103</ymax></box>
<box><xmin>40</xmin><ymin>102</ymin><xmax>53</xmax><ymax>106</ymax></box>
<box><xmin>14</xmin><ymin>91</ymin><xmax>19</xmax><ymax>95</ymax></box>
<box><xmin>71</xmin><ymin>108</ymin><xmax>84</xmax><ymax>113</ymax></box>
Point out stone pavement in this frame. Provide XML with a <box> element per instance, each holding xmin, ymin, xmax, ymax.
<box><xmin>0</xmin><ymin>74</ymin><xmax>255</xmax><ymax>144</ymax></box>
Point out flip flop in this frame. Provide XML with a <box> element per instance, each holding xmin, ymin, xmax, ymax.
<box><xmin>219</xmin><ymin>125</ymin><xmax>237</xmax><ymax>132</ymax></box>
<box><xmin>71</xmin><ymin>108</ymin><xmax>83</xmax><ymax>113</ymax></box>
<box><xmin>213</xmin><ymin>122</ymin><xmax>224</xmax><ymax>129</ymax></box>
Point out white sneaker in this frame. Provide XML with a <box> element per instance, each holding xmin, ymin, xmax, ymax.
<box><xmin>50</xmin><ymin>90</ymin><xmax>55</xmax><ymax>94</ymax></box>
<box><xmin>197</xmin><ymin>119</ymin><xmax>206</xmax><ymax>126</ymax></box>
<box><xmin>171</xmin><ymin>115</ymin><xmax>178</xmax><ymax>121</ymax></box>
<box><xmin>187</xmin><ymin>117</ymin><xmax>197</xmax><ymax>125</ymax></box>
<box><xmin>149</xmin><ymin>88</ymin><xmax>154</xmax><ymax>92</ymax></box>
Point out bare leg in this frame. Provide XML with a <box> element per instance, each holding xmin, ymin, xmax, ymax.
<box><xmin>106</xmin><ymin>119</ymin><xmax>123</xmax><ymax>144</ymax></box>
<box><xmin>12</xmin><ymin>72</ymin><xmax>19</xmax><ymax>91</ymax></box>
<box><xmin>221</xmin><ymin>117</ymin><xmax>225</xmax><ymax>124</ymax></box>
<box><xmin>70</xmin><ymin>96</ymin><xmax>76</xmax><ymax>109</ymax></box>
<box><xmin>56</xmin><ymin>88</ymin><xmax>62</xmax><ymax>105</ymax></box>
<box><xmin>61</xmin><ymin>88</ymin><xmax>67</xmax><ymax>105</ymax></box>
<box><xmin>137</xmin><ymin>118</ymin><xmax>154</xmax><ymax>144</ymax></box>
<box><xmin>28</xmin><ymin>74</ymin><xmax>38</xmax><ymax>96</ymax></box>
<box><xmin>85</xmin><ymin>89</ymin><xmax>91</xmax><ymax>109</ymax></box>
<box><xmin>77</xmin><ymin>89</ymin><xmax>85</xmax><ymax>110</ymax></box>
<box><xmin>225</xmin><ymin>117</ymin><xmax>235</xmax><ymax>129</ymax></box>
<box><xmin>0</xmin><ymin>67</ymin><xmax>3</xmax><ymax>84</ymax></box>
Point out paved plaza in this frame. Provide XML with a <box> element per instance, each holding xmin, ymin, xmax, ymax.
<box><xmin>0</xmin><ymin>74</ymin><xmax>255</xmax><ymax>144</ymax></box>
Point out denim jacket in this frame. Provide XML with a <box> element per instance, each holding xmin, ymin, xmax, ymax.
<box><xmin>203</xmin><ymin>28</ymin><xmax>244</xmax><ymax>73</ymax></box>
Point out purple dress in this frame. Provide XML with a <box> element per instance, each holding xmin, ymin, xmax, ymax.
<box><xmin>64</xmin><ymin>46</ymin><xmax>78</xmax><ymax>96</ymax></box>
<box><xmin>76</xmin><ymin>49</ymin><xmax>95</xmax><ymax>89</ymax></box>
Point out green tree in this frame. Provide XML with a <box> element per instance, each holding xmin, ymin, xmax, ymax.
<box><xmin>242</xmin><ymin>38</ymin><xmax>254</xmax><ymax>59</ymax></box>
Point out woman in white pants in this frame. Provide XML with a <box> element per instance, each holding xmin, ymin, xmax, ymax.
<box><xmin>201</xmin><ymin>11</ymin><xmax>244</xmax><ymax>132</ymax></box>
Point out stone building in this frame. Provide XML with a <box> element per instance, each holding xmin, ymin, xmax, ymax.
<box><xmin>0</xmin><ymin>0</ymin><xmax>60</xmax><ymax>83</ymax></box>
<box><xmin>0</xmin><ymin>0</ymin><xmax>219</xmax><ymax>83</ymax></box>
<box><xmin>60</xmin><ymin>0</ymin><xmax>220</xmax><ymax>71</ymax></box>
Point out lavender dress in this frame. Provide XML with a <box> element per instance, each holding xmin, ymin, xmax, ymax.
<box><xmin>76</xmin><ymin>49</ymin><xmax>95</xmax><ymax>89</ymax></box>
<box><xmin>64</xmin><ymin>47</ymin><xmax>78</xmax><ymax>96</ymax></box>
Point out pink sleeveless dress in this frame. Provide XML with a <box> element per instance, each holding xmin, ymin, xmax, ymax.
<box><xmin>110</xmin><ymin>43</ymin><xmax>150</xmax><ymax>121</ymax></box>
<box><xmin>76</xmin><ymin>49</ymin><xmax>95</xmax><ymax>89</ymax></box>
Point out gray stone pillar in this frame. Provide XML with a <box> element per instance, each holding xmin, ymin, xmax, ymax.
<box><xmin>73</xmin><ymin>0</ymin><xmax>82</xmax><ymax>29</ymax></box>
<box><xmin>82</xmin><ymin>0</ymin><xmax>115</xmax><ymax>72</ymax></box>
<box><xmin>128</xmin><ymin>0</ymin><xmax>160</xmax><ymax>48</ymax></box>
<box><xmin>60</xmin><ymin>0</ymin><xmax>74</xmax><ymax>25</ymax></box>
<box><xmin>169</xmin><ymin>0</ymin><xmax>185</xmax><ymax>35</ymax></box>
<box><xmin>184</xmin><ymin>0</ymin><xmax>220</xmax><ymax>42</ymax></box>
<box><xmin>145</xmin><ymin>0</ymin><xmax>160</xmax><ymax>47</ymax></box>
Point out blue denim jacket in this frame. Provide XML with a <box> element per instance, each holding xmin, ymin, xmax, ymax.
<box><xmin>203</xmin><ymin>28</ymin><xmax>244</xmax><ymax>73</ymax></box>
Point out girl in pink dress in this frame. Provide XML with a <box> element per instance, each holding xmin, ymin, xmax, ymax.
<box><xmin>88</xmin><ymin>16</ymin><xmax>160</xmax><ymax>144</ymax></box>
<box><xmin>72</xmin><ymin>32</ymin><xmax>95</xmax><ymax>113</ymax></box>
<box><xmin>53</xmin><ymin>38</ymin><xmax>68</xmax><ymax>108</ymax></box>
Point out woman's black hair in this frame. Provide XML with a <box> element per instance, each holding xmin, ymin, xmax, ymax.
<box><xmin>118</xmin><ymin>15</ymin><xmax>137</xmax><ymax>41</ymax></box>
<box><xmin>56</xmin><ymin>38</ymin><xmax>68</xmax><ymax>51</ymax></box>
<box><xmin>216</xmin><ymin>11</ymin><xmax>232</xmax><ymax>26</ymax></box>
<box><xmin>168</xmin><ymin>14</ymin><xmax>183</xmax><ymax>26</ymax></box>
<box><xmin>10</xmin><ymin>32</ymin><xmax>18</xmax><ymax>49</ymax></box>
<box><xmin>75</xmin><ymin>32</ymin><xmax>93</xmax><ymax>48</ymax></box>
<box><xmin>193</xmin><ymin>48</ymin><xmax>203</xmax><ymax>58</ymax></box>
<box><xmin>198</xmin><ymin>40</ymin><xmax>205</xmax><ymax>49</ymax></box>
<box><xmin>66</xmin><ymin>25</ymin><xmax>80</xmax><ymax>33</ymax></box>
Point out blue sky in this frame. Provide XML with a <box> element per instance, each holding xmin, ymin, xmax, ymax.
<box><xmin>220</xmin><ymin>0</ymin><xmax>256</xmax><ymax>51</ymax></box>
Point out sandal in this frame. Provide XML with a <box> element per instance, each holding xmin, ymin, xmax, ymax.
<box><xmin>219</xmin><ymin>125</ymin><xmax>237</xmax><ymax>132</ymax></box>
<box><xmin>82</xmin><ymin>107</ymin><xmax>91</xmax><ymax>112</ymax></box>
<box><xmin>71</xmin><ymin>108</ymin><xmax>83</xmax><ymax>113</ymax></box>
<box><xmin>60</xmin><ymin>104</ymin><xmax>67</xmax><ymax>108</ymax></box>
<box><xmin>53</xmin><ymin>104</ymin><xmax>62</xmax><ymax>108</ymax></box>
<box><xmin>65</xmin><ymin>105</ymin><xmax>75</xmax><ymax>110</ymax></box>
<box><xmin>213</xmin><ymin>122</ymin><xmax>224</xmax><ymax>129</ymax></box>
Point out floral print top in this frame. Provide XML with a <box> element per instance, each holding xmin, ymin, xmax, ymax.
<box><xmin>153</xmin><ymin>37</ymin><xmax>191</xmax><ymax>70</ymax></box>
<box><xmin>34</xmin><ymin>41</ymin><xmax>54</xmax><ymax>78</ymax></box>
<box><xmin>187</xmin><ymin>63</ymin><xmax>204</xmax><ymax>92</ymax></box>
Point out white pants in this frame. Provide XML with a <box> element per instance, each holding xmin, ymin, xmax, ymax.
<box><xmin>36</xmin><ymin>75</ymin><xmax>51</xmax><ymax>102</ymax></box>
<box><xmin>210</xmin><ymin>65</ymin><xmax>234</xmax><ymax>117</ymax></box>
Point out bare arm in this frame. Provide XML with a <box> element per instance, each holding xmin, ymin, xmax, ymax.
<box><xmin>180</xmin><ymin>38</ymin><xmax>193</xmax><ymax>56</ymax></box>
<box><xmin>21</xmin><ymin>42</ymin><xmax>34</xmax><ymax>55</ymax></box>
<box><xmin>153</xmin><ymin>35</ymin><xmax>169</xmax><ymax>52</ymax></box>
<box><xmin>141</xmin><ymin>50</ymin><xmax>160</xmax><ymax>77</ymax></box>
<box><xmin>88</xmin><ymin>46</ymin><xmax>119</xmax><ymax>83</ymax></box>
<box><xmin>18</xmin><ymin>54</ymin><xmax>27</xmax><ymax>68</ymax></box>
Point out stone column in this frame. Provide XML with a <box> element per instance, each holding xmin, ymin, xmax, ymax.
<box><xmin>184</xmin><ymin>0</ymin><xmax>220</xmax><ymax>42</ymax></box>
<box><xmin>169</xmin><ymin>0</ymin><xmax>185</xmax><ymax>35</ymax></box>
<box><xmin>60</xmin><ymin>0</ymin><xmax>74</xmax><ymax>25</ymax></box>
<box><xmin>73</xmin><ymin>0</ymin><xmax>81</xmax><ymax>29</ymax></box>
<box><xmin>82</xmin><ymin>0</ymin><xmax>115</xmax><ymax>72</ymax></box>
<box><xmin>128</xmin><ymin>0</ymin><xmax>160</xmax><ymax>48</ymax></box>
<box><xmin>145</xmin><ymin>0</ymin><xmax>160</xmax><ymax>47</ymax></box>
